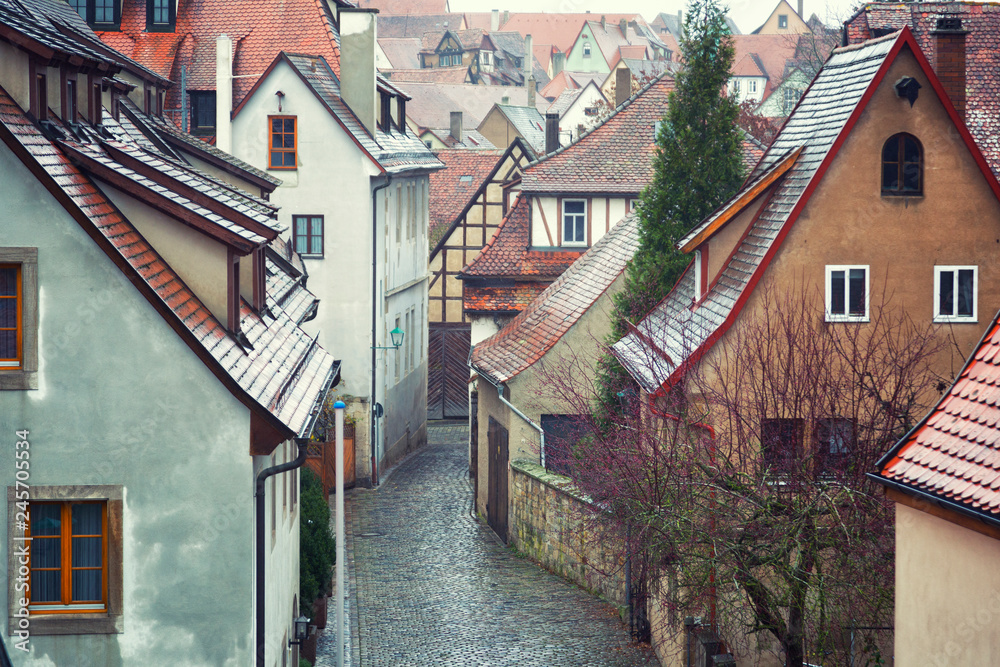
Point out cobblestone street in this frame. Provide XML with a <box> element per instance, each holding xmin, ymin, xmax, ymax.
<box><xmin>316</xmin><ymin>422</ymin><xmax>657</xmax><ymax>667</ymax></box>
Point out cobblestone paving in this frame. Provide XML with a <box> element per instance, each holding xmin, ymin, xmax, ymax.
<box><xmin>318</xmin><ymin>422</ymin><xmax>658</xmax><ymax>667</ymax></box>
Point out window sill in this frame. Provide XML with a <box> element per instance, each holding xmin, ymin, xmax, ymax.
<box><xmin>825</xmin><ymin>315</ymin><xmax>869</xmax><ymax>323</ymax></box>
<box><xmin>560</xmin><ymin>242</ymin><xmax>588</xmax><ymax>248</ymax></box>
<box><xmin>12</xmin><ymin>612</ymin><xmax>123</xmax><ymax>635</ymax></box>
<box><xmin>934</xmin><ymin>316</ymin><xmax>977</xmax><ymax>324</ymax></box>
<box><xmin>268</xmin><ymin>167</ymin><xmax>298</xmax><ymax>172</ymax></box>
<box><xmin>299</xmin><ymin>254</ymin><xmax>324</xmax><ymax>260</ymax></box>
<box><xmin>0</xmin><ymin>370</ymin><xmax>38</xmax><ymax>390</ymax></box>
<box><xmin>880</xmin><ymin>192</ymin><xmax>923</xmax><ymax>199</ymax></box>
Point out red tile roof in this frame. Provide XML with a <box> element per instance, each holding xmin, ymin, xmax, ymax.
<box><xmin>521</xmin><ymin>73</ymin><xmax>675</xmax><ymax>195</ymax></box>
<box><xmin>845</xmin><ymin>3</ymin><xmax>1000</xmax><ymax>177</ymax></box>
<box><xmin>470</xmin><ymin>213</ymin><xmax>639</xmax><ymax>384</ymax></box>
<box><xmin>96</xmin><ymin>0</ymin><xmax>341</xmax><ymax>115</ymax></box>
<box><xmin>0</xmin><ymin>82</ymin><xmax>336</xmax><ymax>443</ymax></box>
<box><xmin>358</xmin><ymin>0</ymin><xmax>449</xmax><ymax>13</ymax></box>
<box><xmin>731</xmin><ymin>34</ymin><xmax>800</xmax><ymax>99</ymax></box>
<box><xmin>377</xmin><ymin>14</ymin><xmax>462</xmax><ymax>38</ymax></box>
<box><xmin>877</xmin><ymin>311</ymin><xmax>1000</xmax><ymax>523</ymax></box>
<box><xmin>463</xmin><ymin>283</ymin><xmax>549</xmax><ymax>314</ymax></box>
<box><xmin>461</xmin><ymin>195</ymin><xmax>583</xmax><ymax>279</ymax></box>
<box><xmin>498</xmin><ymin>12</ymin><xmax>642</xmax><ymax>54</ymax></box>
<box><xmin>428</xmin><ymin>148</ymin><xmax>504</xmax><ymax>246</ymax></box>
<box><xmin>539</xmin><ymin>70</ymin><xmax>581</xmax><ymax>100</ymax></box>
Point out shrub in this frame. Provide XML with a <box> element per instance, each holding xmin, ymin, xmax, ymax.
<box><xmin>299</xmin><ymin>467</ymin><xmax>335</xmax><ymax>615</ymax></box>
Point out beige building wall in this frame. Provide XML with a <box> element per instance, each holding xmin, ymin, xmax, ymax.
<box><xmin>530</xmin><ymin>195</ymin><xmax>632</xmax><ymax>248</ymax></box>
<box><xmin>755</xmin><ymin>0</ymin><xmax>810</xmax><ymax>35</ymax></box>
<box><xmin>894</xmin><ymin>503</ymin><xmax>1000</xmax><ymax>666</ymax></box>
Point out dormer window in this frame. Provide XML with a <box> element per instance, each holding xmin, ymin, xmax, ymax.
<box><xmin>882</xmin><ymin>133</ymin><xmax>922</xmax><ymax>196</ymax></box>
<box><xmin>189</xmin><ymin>91</ymin><xmax>216</xmax><ymax>135</ymax></box>
<box><xmin>481</xmin><ymin>51</ymin><xmax>493</xmax><ymax>67</ymax></box>
<box><xmin>147</xmin><ymin>0</ymin><xmax>175</xmax><ymax>31</ymax></box>
<box><xmin>69</xmin><ymin>0</ymin><xmax>121</xmax><ymax>30</ymax></box>
<box><xmin>778</xmin><ymin>14</ymin><xmax>788</xmax><ymax>29</ymax></box>
<box><xmin>64</xmin><ymin>77</ymin><xmax>78</xmax><ymax>122</ymax></box>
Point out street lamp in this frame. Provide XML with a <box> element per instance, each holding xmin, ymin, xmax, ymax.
<box><xmin>288</xmin><ymin>615</ymin><xmax>310</xmax><ymax>647</ymax></box>
<box><xmin>373</xmin><ymin>326</ymin><xmax>405</xmax><ymax>350</ymax></box>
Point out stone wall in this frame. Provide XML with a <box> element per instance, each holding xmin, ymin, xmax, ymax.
<box><xmin>509</xmin><ymin>459</ymin><xmax>626</xmax><ymax>607</ymax></box>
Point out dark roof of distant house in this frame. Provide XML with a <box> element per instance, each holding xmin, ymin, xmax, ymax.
<box><xmin>378</xmin><ymin>13</ymin><xmax>461</xmax><ymax>38</ymax></box>
<box><xmin>378</xmin><ymin>37</ymin><xmax>423</xmax><ymax>69</ymax></box>
<box><xmin>613</xmin><ymin>29</ymin><xmax>1000</xmax><ymax>395</ymax></box>
<box><xmin>429</xmin><ymin>148</ymin><xmax>504</xmax><ymax>246</ymax></box>
<box><xmin>521</xmin><ymin>72</ymin><xmax>675</xmax><ymax>195</ymax></box>
<box><xmin>489</xmin><ymin>30</ymin><xmax>525</xmax><ymax>57</ymax></box>
<box><xmin>875</xmin><ymin>309</ymin><xmax>1000</xmax><ymax>527</ymax></box>
<box><xmin>384</xmin><ymin>66</ymin><xmax>469</xmax><ymax>84</ymax></box>
<box><xmin>498</xmin><ymin>12</ymin><xmax>642</xmax><ymax>53</ymax></box>
<box><xmin>845</xmin><ymin>2</ymin><xmax>1000</xmax><ymax>178</ymax></box>
<box><xmin>461</xmin><ymin>195</ymin><xmax>583</xmax><ymax>280</ymax></box>
<box><xmin>492</xmin><ymin>104</ymin><xmax>546</xmax><ymax>153</ymax></box>
<box><xmin>471</xmin><ymin>212</ymin><xmax>639</xmax><ymax>384</ymax></box>
<box><xmin>419</xmin><ymin>28</ymin><xmax>486</xmax><ymax>52</ymax></box>
<box><xmin>397</xmin><ymin>82</ymin><xmax>546</xmax><ymax>131</ymax></box>
<box><xmin>236</xmin><ymin>52</ymin><xmax>442</xmax><ymax>175</ymax></box>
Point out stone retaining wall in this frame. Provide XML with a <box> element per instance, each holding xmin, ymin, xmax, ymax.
<box><xmin>509</xmin><ymin>459</ymin><xmax>626</xmax><ymax>607</ymax></box>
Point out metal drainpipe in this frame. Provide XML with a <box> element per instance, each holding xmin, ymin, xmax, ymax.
<box><xmin>254</xmin><ymin>438</ymin><xmax>309</xmax><ymax>667</ymax></box>
<box><xmin>370</xmin><ymin>174</ymin><xmax>393</xmax><ymax>487</ymax></box>
<box><xmin>494</xmin><ymin>382</ymin><xmax>546</xmax><ymax>468</ymax></box>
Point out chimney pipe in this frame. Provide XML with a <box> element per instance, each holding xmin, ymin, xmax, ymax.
<box><xmin>620</xmin><ymin>18</ymin><xmax>628</xmax><ymax>37</ymax></box>
<box><xmin>503</xmin><ymin>9</ymin><xmax>509</xmax><ymax>25</ymax></box>
<box><xmin>340</xmin><ymin>8</ymin><xmax>380</xmax><ymax>134</ymax></box>
<box><xmin>527</xmin><ymin>76</ymin><xmax>536</xmax><ymax>108</ymax></box>
<box><xmin>501</xmin><ymin>95</ymin><xmax>510</xmax><ymax>105</ymax></box>
<box><xmin>615</xmin><ymin>67</ymin><xmax>632</xmax><ymax>107</ymax></box>
<box><xmin>523</xmin><ymin>34</ymin><xmax>533</xmax><ymax>84</ymax></box>
<box><xmin>601</xmin><ymin>15</ymin><xmax>606</xmax><ymax>31</ymax></box>
<box><xmin>797</xmin><ymin>0</ymin><xmax>803</xmax><ymax>19</ymax></box>
<box><xmin>491</xmin><ymin>9</ymin><xmax>499</xmax><ymax>32</ymax></box>
<box><xmin>932</xmin><ymin>17</ymin><xmax>968</xmax><ymax>120</ymax></box>
<box><xmin>215</xmin><ymin>34</ymin><xmax>233</xmax><ymax>153</ymax></box>
<box><xmin>545</xmin><ymin>111</ymin><xmax>559</xmax><ymax>153</ymax></box>
<box><xmin>450</xmin><ymin>110</ymin><xmax>463</xmax><ymax>141</ymax></box>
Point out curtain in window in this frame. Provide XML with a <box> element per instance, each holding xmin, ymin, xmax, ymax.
<box><xmin>72</xmin><ymin>504</ymin><xmax>103</xmax><ymax>602</ymax></box>
<box><xmin>310</xmin><ymin>217</ymin><xmax>323</xmax><ymax>255</ymax></box>
<box><xmin>30</xmin><ymin>504</ymin><xmax>62</xmax><ymax>602</ymax></box>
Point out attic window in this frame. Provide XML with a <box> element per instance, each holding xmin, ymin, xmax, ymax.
<box><xmin>69</xmin><ymin>0</ymin><xmax>121</xmax><ymax>29</ymax></box>
<box><xmin>778</xmin><ymin>14</ymin><xmax>788</xmax><ymax>29</ymax></box>
<box><xmin>189</xmin><ymin>91</ymin><xmax>216</xmax><ymax>135</ymax></box>
<box><xmin>146</xmin><ymin>0</ymin><xmax>175</xmax><ymax>32</ymax></box>
<box><xmin>881</xmin><ymin>133</ymin><xmax>922</xmax><ymax>196</ymax></box>
<box><xmin>583</xmin><ymin>42</ymin><xmax>591</xmax><ymax>58</ymax></box>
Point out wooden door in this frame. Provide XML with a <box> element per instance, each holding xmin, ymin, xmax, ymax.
<box><xmin>428</xmin><ymin>323</ymin><xmax>472</xmax><ymax>420</ymax></box>
<box><xmin>487</xmin><ymin>416</ymin><xmax>508</xmax><ymax>542</ymax></box>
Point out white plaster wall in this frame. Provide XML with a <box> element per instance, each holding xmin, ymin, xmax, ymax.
<box><xmin>0</xmin><ymin>141</ymin><xmax>257</xmax><ymax>666</ymax></box>
<box><xmin>530</xmin><ymin>194</ymin><xmax>629</xmax><ymax>248</ymax></box>
<box><xmin>559</xmin><ymin>84</ymin><xmax>608</xmax><ymax>142</ymax></box>
<box><xmin>728</xmin><ymin>75</ymin><xmax>767</xmax><ymax>105</ymax></box>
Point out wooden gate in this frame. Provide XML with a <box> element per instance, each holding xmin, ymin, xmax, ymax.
<box><xmin>428</xmin><ymin>323</ymin><xmax>471</xmax><ymax>420</ymax></box>
<box><xmin>487</xmin><ymin>416</ymin><xmax>508</xmax><ymax>542</ymax></box>
<box><xmin>306</xmin><ymin>423</ymin><xmax>356</xmax><ymax>501</ymax></box>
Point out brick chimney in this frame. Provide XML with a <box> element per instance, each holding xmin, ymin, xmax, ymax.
<box><xmin>340</xmin><ymin>8</ymin><xmax>379</xmax><ymax>134</ymax></box>
<box><xmin>620</xmin><ymin>18</ymin><xmax>628</xmax><ymax>37</ymax></box>
<box><xmin>798</xmin><ymin>0</ymin><xmax>803</xmax><ymax>19</ymax></box>
<box><xmin>450</xmin><ymin>111</ymin><xmax>463</xmax><ymax>142</ymax></box>
<box><xmin>932</xmin><ymin>17</ymin><xmax>968</xmax><ymax>120</ymax></box>
<box><xmin>545</xmin><ymin>112</ymin><xmax>559</xmax><ymax>153</ymax></box>
<box><xmin>615</xmin><ymin>66</ymin><xmax>631</xmax><ymax>107</ymax></box>
<box><xmin>491</xmin><ymin>9</ymin><xmax>499</xmax><ymax>31</ymax></box>
<box><xmin>523</xmin><ymin>34</ymin><xmax>533</xmax><ymax>84</ymax></box>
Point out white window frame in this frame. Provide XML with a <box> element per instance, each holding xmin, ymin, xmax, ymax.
<box><xmin>583</xmin><ymin>41</ymin><xmax>591</xmax><ymax>58</ymax></box>
<box><xmin>561</xmin><ymin>199</ymin><xmax>587</xmax><ymax>246</ymax></box>
<box><xmin>481</xmin><ymin>50</ymin><xmax>492</xmax><ymax>66</ymax></box>
<box><xmin>749</xmin><ymin>80</ymin><xmax>758</xmax><ymax>94</ymax></box>
<box><xmin>934</xmin><ymin>265</ymin><xmax>978</xmax><ymax>323</ymax></box>
<box><xmin>825</xmin><ymin>265</ymin><xmax>869</xmax><ymax>323</ymax></box>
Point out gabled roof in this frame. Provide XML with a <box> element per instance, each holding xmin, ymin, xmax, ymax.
<box><xmin>378</xmin><ymin>13</ymin><xmax>461</xmax><ymax>38</ymax></box>
<box><xmin>428</xmin><ymin>147</ymin><xmax>504</xmax><ymax>246</ymax></box>
<box><xmin>0</xmin><ymin>86</ymin><xmax>336</xmax><ymax>443</ymax></box>
<box><xmin>521</xmin><ymin>72</ymin><xmax>675</xmax><ymax>195</ymax></box>
<box><xmin>95</xmin><ymin>0</ymin><xmax>341</xmax><ymax>114</ymax></box>
<box><xmin>733</xmin><ymin>52</ymin><xmax>767</xmax><ymax>77</ymax></box>
<box><xmin>499</xmin><ymin>12</ymin><xmax>642</xmax><ymax>54</ymax></box>
<box><xmin>584</xmin><ymin>19</ymin><xmax>653</xmax><ymax>68</ymax></box>
<box><xmin>874</xmin><ymin>309</ymin><xmax>1000</xmax><ymax>527</ymax></box>
<box><xmin>547</xmin><ymin>88</ymin><xmax>583</xmax><ymax>116</ymax></box>
<box><xmin>612</xmin><ymin>29</ymin><xmax>1000</xmax><ymax>395</ymax></box>
<box><xmin>235</xmin><ymin>52</ymin><xmax>442</xmax><ymax>175</ymax></box>
<box><xmin>378</xmin><ymin>37</ymin><xmax>423</xmax><ymax>69</ymax></box>
<box><xmin>491</xmin><ymin>104</ymin><xmax>546</xmax><ymax>153</ymax></box>
<box><xmin>731</xmin><ymin>34</ymin><xmax>800</xmax><ymax>98</ymax></box>
<box><xmin>471</xmin><ymin>212</ymin><xmax>639</xmax><ymax>385</ymax></box>
<box><xmin>845</xmin><ymin>2</ymin><xmax>1000</xmax><ymax>178</ymax></box>
<box><xmin>460</xmin><ymin>195</ymin><xmax>583</xmax><ymax>280</ymax></box>
<box><xmin>419</xmin><ymin>28</ymin><xmax>486</xmax><ymax>53</ymax></box>
<box><xmin>540</xmin><ymin>70</ymin><xmax>581</xmax><ymax>100</ymax></box>
<box><xmin>489</xmin><ymin>31</ymin><xmax>525</xmax><ymax>58</ymax></box>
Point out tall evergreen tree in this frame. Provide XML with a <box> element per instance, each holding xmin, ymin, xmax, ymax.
<box><xmin>597</xmin><ymin>0</ymin><xmax>744</xmax><ymax>411</ymax></box>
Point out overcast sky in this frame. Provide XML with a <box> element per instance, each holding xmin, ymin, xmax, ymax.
<box><xmin>447</xmin><ymin>0</ymin><xmax>862</xmax><ymax>35</ymax></box>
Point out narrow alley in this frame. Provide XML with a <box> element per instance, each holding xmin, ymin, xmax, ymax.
<box><xmin>316</xmin><ymin>423</ymin><xmax>657</xmax><ymax>667</ymax></box>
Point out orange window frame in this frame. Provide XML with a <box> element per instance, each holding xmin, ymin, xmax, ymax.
<box><xmin>27</xmin><ymin>501</ymin><xmax>109</xmax><ymax>614</ymax></box>
<box><xmin>0</xmin><ymin>264</ymin><xmax>22</xmax><ymax>368</ymax></box>
<box><xmin>268</xmin><ymin>115</ymin><xmax>297</xmax><ymax>170</ymax></box>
